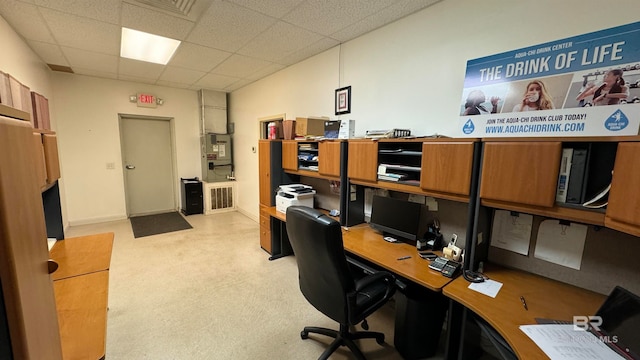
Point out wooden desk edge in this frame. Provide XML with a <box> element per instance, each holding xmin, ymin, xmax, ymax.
<box><xmin>442</xmin><ymin>265</ymin><xmax>605</xmax><ymax>359</ymax></box>
<box><xmin>50</xmin><ymin>232</ymin><xmax>114</xmax><ymax>280</ymax></box>
<box><xmin>54</xmin><ymin>270</ymin><xmax>109</xmax><ymax>360</ymax></box>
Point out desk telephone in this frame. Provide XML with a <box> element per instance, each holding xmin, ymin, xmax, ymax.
<box><xmin>428</xmin><ymin>256</ymin><xmax>461</xmax><ymax>278</ymax></box>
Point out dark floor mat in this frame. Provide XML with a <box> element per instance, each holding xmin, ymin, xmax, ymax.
<box><xmin>130</xmin><ymin>211</ymin><xmax>192</xmax><ymax>238</ymax></box>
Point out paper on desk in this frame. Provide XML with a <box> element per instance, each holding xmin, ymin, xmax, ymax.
<box><xmin>534</xmin><ymin>220</ymin><xmax>587</xmax><ymax>270</ymax></box>
<box><xmin>520</xmin><ymin>324</ymin><xmax>624</xmax><ymax>360</ymax></box>
<box><xmin>468</xmin><ymin>279</ymin><xmax>503</xmax><ymax>298</ymax></box>
<box><xmin>490</xmin><ymin>210</ymin><xmax>532</xmax><ymax>256</ymax></box>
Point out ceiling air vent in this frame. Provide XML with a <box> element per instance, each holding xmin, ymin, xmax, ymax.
<box><xmin>47</xmin><ymin>64</ymin><xmax>74</xmax><ymax>73</ymax></box>
<box><xmin>132</xmin><ymin>0</ymin><xmax>197</xmax><ymax>16</ymax></box>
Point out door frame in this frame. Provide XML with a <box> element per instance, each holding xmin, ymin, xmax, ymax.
<box><xmin>118</xmin><ymin>114</ymin><xmax>179</xmax><ymax>217</ymax></box>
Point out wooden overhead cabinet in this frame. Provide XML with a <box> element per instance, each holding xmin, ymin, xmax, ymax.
<box><xmin>420</xmin><ymin>141</ymin><xmax>475</xmax><ymax>197</ymax></box>
<box><xmin>605</xmin><ymin>142</ymin><xmax>640</xmax><ymax>237</ymax></box>
<box><xmin>347</xmin><ymin>141</ymin><xmax>378</xmax><ymax>182</ymax></box>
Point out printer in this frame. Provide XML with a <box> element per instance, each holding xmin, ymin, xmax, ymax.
<box><xmin>276</xmin><ymin>184</ymin><xmax>316</xmax><ymax>214</ymax></box>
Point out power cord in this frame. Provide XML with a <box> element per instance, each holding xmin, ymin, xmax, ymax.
<box><xmin>463</xmin><ymin>270</ymin><xmax>486</xmax><ymax>283</ymax></box>
<box><xmin>463</xmin><ymin>261</ymin><xmax>487</xmax><ymax>283</ymax></box>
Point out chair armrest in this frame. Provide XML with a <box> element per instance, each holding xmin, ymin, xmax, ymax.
<box><xmin>355</xmin><ymin>271</ymin><xmax>396</xmax><ymax>292</ymax></box>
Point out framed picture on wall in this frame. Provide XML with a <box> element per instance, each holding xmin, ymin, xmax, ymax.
<box><xmin>335</xmin><ymin>86</ymin><xmax>351</xmax><ymax>115</ymax></box>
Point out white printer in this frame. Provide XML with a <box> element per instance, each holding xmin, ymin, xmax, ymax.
<box><xmin>276</xmin><ymin>184</ymin><xmax>316</xmax><ymax>214</ymax></box>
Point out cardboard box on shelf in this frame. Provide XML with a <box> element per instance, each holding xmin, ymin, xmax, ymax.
<box><xmin>295</xmin><ymin>117</ymin><xmax>328</xmax><ymax>136</ymax></box>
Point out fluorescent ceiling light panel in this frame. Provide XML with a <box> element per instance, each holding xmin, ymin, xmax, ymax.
<box><xmin>120</xmin><ymin>27</ymin><xmax>181</xmax><ymax>65</ymax></box>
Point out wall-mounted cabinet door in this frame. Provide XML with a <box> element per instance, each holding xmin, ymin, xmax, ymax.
<box><xmin>281</xmin><ymin>141</ymin><xmax>298</xmax><ymax>171</ymax></box>
<box><xmin>480</xmin><ymin>142</ymin><xmax>561</xmax><ymax>207</ymax></box>
<box><xmin>347</xmin><ymin>141</ymin><xmax>378</xmax><ymax>182</ymax></box>
<box><xmin>33</xmin><ymin>132</ymin><xmax>47</xmax><ymax>189</ymax></box>
<box><xmin>42</xmin><ymin>133</ymin><xmax>60</xmax><ymax>184</ymax></box>
<box><xmin>605</xmin><ymin>142</ymin><xmax>640</xmax><ymax>236</ymax></box>
<box><xmin>420</xmin><ymin>141</ymin><xmax>474</xmax><ymax>197</ymax></box>
<box><xmin>318</xmin><ymin>141</ymin><xmax>341</xmax><ymax>177</ymax></box>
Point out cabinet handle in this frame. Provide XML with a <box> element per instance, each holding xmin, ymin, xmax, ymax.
<box><xmin>47</xmin><ymin>259</ymin><xmax>59</xmax><ymax>274</ymax></box>
<box><xmin>125</xmin><ymin>164</ymin><xmax>136</xmax><ymax>170</ymax></box>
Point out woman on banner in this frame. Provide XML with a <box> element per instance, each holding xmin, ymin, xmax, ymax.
<box><xmin>512</xmin><ymin>80</ymin><xmax>555</xmax><ymax>112</ymax></box>
<box><xmin>576</xmin><ymin>69</ymin><xmax>629</xmax><ymax>106</ymax></box>
<box><xmin>462</xmin><ymin>90</ymin><xmax>500</xmax><ymax>115</ymax></box>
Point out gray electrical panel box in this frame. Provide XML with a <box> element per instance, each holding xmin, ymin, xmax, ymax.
<box><xmin>201</xmin><ymin>133</ymin><xmax>232</xmax><ymax>182</ymax></box>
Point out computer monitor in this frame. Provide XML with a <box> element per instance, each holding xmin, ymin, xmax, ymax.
<box><xmin>595</xmin><ymin>286</ymin><xmax>640</xmax><ymax>359</ymax></box>
<box><xmin>369</xmin><ymin>195</ymin><xmax>423</xmax><ymax>244</ymax></box>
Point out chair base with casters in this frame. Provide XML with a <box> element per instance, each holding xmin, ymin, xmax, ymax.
<box><xmin>301</xmin><ymin>323</ymin><xmax>385</xmax><ymax>360</ymax></box>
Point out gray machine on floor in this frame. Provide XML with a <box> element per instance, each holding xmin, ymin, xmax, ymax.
<box><xmin>201</xmin><ymin>133</ymin><xmax>233</xmax><ymax>182</ymax></box>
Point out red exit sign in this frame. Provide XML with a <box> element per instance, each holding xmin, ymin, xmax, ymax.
<box><xmin>137</xmin><ymin>93</ymin><xmax>157</xmax><ymax>108</ymax></box>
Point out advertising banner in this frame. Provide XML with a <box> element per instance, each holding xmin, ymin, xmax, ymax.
<box><xmin>457</xmin><ymin>22</ymin><xmax>640</xmax><ymax>138</ymax></box>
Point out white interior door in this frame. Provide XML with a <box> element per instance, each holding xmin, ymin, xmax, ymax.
<box><xmin>120</xmin><ymin>116</ymin><xmax>175</xmax><ymax>216</ymax></box>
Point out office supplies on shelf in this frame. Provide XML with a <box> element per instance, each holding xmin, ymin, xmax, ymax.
<box><xmin>275</xmin><ymin>184</ymin><xmax>316</xmax><ymax>214</ymax></box>
<box><xmin>490</xmin><ymin>210</ymin><xmax>532</xmax><ymax>256</ymax></box>
<box><xmin>555</xmin><ymin>148</ymin><xmax>573</xmax><ymax>203</ymax></box>
<box><xmin>468</xmin><ymin>279</ymin><xmax>503</xmax><ymax>298</ymax></box>
<box><xmin>534</xmin><ymin>220</ymin><xmax>587</xmax><ymax>270</ymax></box>
<box><xmin>566</xmin><ymin>148</ymin><xmax>588</xmax><ymax>204</ymax></box>
<box><xmin>365</xmin><ymin>129</ymin><xmax>411</xmax><ymax>139</ymax></box>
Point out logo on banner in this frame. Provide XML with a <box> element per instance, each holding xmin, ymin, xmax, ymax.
<box><xmin>604</xmin><ymin>110</ymin><xmax>629</xmax><ymax>131</ymax></box>
<box><xmin>463</xmin><ymin>119</ymin><xmax>475</xmax><ymax>134</ymax></box>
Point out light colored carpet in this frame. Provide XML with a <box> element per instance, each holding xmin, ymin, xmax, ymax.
<box><xmin>65</xmin><ymin>211</ymin><xmax>448</xmax><ymax>359</ymax></box>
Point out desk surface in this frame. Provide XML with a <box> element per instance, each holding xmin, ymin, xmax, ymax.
<box><xmin>50</xmin><ymin>232</ymin><xmax>114</xmax><ymax>280</ymax></box>
<box><xmin>443</xmin><ymin>263</ymin><xmax>606</xmax><ymax>359</ymax></box>
<box><xmin>54</xmin><ymin>270</ymin><xmax>109</xmax><ymax>360</ymax></box>
<box><xmin>341</xmin><ymin>224</ymin><xmax>453</xmax><ymax>292</ymax></box>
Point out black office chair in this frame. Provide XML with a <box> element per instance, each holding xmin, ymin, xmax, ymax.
<box><xmin>285</xmin><ymin>206</ymin><xmax>396</xmax><ymax>360</ymax></box>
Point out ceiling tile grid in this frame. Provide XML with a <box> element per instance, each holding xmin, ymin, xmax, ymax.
<box><xmin>0</xmin><ymin>0</ymin><xmax>439</xmax><ymax>92</ymax></box>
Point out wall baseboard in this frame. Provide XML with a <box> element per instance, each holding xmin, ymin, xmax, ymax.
<box><xmin>237</xmin><ymin>207</ymin><xmax>258</xmax><ymax>223</ymax></box>
<box><xmin>67</xmin><ymin>214</ymin><xmax>128</xmax><ymax>227</ymax></box>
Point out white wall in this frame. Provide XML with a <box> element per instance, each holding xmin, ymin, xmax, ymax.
<box><xmin>0</xmin><ymin>16</ymin><xmax>53</xmax><ymax>101</ymax></box>
<box><xmin>52</xmin><ymin>74</ymin><xmax>201</xmax><ymax>225</ymax></box>
<box><xmin>229</xmin><ymin>0</ymin><xmax>640</xmax><ymax>221</ymax></box>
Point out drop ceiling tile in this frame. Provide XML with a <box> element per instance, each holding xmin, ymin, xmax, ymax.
<box><xmin>121</xmin><ymin>3</ymin><xmax>194</xmax><ymax>40</ymax></box>
<box><xmin>119</xmin><ymin>58</ymin><xmax>165</xmax><ymax>79</ymax></box>
<box><xmin>168</xmin><ymin>42</ymin><xmax>232</xmax><ymax>72</ymax></box>
<box><xmin>62</xmin><ymin>46</ymin><xmax>118</xmax><ymax>73</ymax></box>
<box><xmin>27</xmin><ymin>40</ymin><xmax>69</xmax><ymax>66</ymax></box>
<box><xmin>73</xmin><ymin>67</ymin><xmax>118</xmax><ymax>80</ymax></box>
<box><xmin>195</xmin><ymin>73</ymin><xmax>240</xmax><ymax>90</ymax></box>
<box><xmin>155</xmin><ymin>80</ymin><xmax>192</xmax><ymax>89</ymax></box>
<box><xmin>40</xmin><ymin>8</ymin><xmax>120</xmax><ymax>55</ymax></box>
<box><xmin>187</xmin><ymin>1</ymin><xmax>277</xmax><ymax>52</ymax></box>
<box><xmin>283</xmin><ymin>0</ymin><xmax>397</xmax><ymax>36</ymax></box>
<box><xmin>275</xmin><ymin>37</ymin><xmax>338</xmax><ymax>66</ymax></box>
<box><xmin>118</xmin><ymin>73</ymin><xmax>157</xmax><ymax>85</ymax></box>
<box><xmin>158</xmin><ymin>66</ymin><xmax>205</xmax><ymax>84</ymax></box>
<box><xmin>245</xmin><ymin>63</ymin><xmax>286</xmax><ymax>81</ymax></box>
<box><xmin>331</xmin><ymin>0</ymin><xmax>438</xmax><ymax>42</ymax></box>
<box><xmin>0</xmin><ymin>1</ymin><xmax>55</xmax><ymax>42</ymax></box>
<box><xmin>210</xmin><ymin>54</ymin><xmax>272</xmax><ymax>79</ymax></box>
<box><xmin>226</xmin><ymin>0</ymin><xmax>304</xmax><ymax>18</ymax></box>
<box><xmin>224</xmin><ymin>78</ymin><xmax>253</xmax><ymax>92</ymax></box>
<box><xmin>34</xmin><ymin>0</ymin><xmax>121</xmax><ymax>24</ymax></box>
<box><xmin>237</xmin><ymin>22</ymin><xmax>324</xmax><ymax>62</ymax></box>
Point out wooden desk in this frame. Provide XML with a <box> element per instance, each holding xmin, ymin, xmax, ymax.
<box><xmin>50</xmin><ymin>232</ymin><xmax>114</xmax><ymax>280</ymax></box>
<box><xmin>53</xmin><ymin>271</ymin><xmax>109</xmax><ymax>360</ymax></box>
<box><xmin>50</xmin><ymin>232</ymin><xmax>114</xmax><ymax>360</ymax></box>
<box><xmin>341</xmin><ymin>224</ymin><xmax>452</xmax><ymax>292</ymax></box>
<box><xmin>443</xmin><ymin>263</ymin><xmax>606</xmax><ymax>359</ymax></box>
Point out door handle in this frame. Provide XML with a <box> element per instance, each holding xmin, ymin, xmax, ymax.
<box><xmin>126</xmin><ymin>165</ymin><xmax>136</xmax><ymax>169</ymax></box>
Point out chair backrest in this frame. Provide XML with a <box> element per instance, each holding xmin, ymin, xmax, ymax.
<box><xmin>286</xmin><ymin>206</ymin><xmax>355</xmax><ymax>324</ymax></box>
